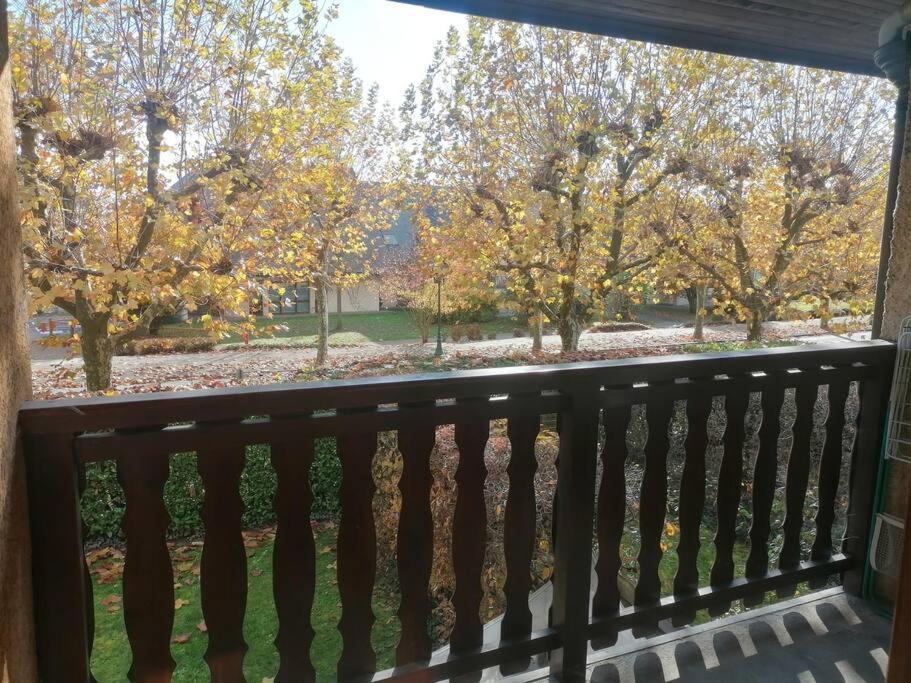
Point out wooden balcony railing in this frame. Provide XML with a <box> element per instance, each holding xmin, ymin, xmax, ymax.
<box><xmin>19</xmin><ymin>341</ymin><xmax>895</xmax><ymax>682</ymax></box>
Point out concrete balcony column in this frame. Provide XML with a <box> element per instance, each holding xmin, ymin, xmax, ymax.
<box><xmin>0</xmin><ymin>0</ymin><xmax>37</xmax><ymax>678</ymax></box>
<box><xmin>873</xmin><ymin>38</ymin><xmax>910</xmax><ymax>339</ymax></box>
<box><xmin>877</xmin><ymin>11</ymin><xmax>911</xmax><ymax>683</ymax></box>
<box><xmin>876</xmin><ymin>17</ymin><xmax>911</xmax><ymax>340</ymax></box>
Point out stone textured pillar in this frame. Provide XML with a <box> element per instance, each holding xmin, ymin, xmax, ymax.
<box><xmin>881</xmin><ymin>39</ymin><xmax>911</xmax><ymax>341</ymax></box>
<box><xmin>0</xmin><ymin>0</ymin><xmax>37</xmax><ymax>678</ymax></box>
<box><xmin>882</xmin><ymin>133</ymin><xmax>911</xmax><ymax>340</ymax></box>
<box><xmin>873</xmin><ymin>39</ymin><xmax>909</xmax><ymax>339</ymax></box>
<box><xmin>875</xmin><ymin>35</ymin><xmax>911</xmax><ymax>680</ymax></box>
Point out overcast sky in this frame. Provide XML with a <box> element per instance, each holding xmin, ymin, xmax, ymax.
<box><xmin>328</xmin><ymin>0</ymin><xmax>467</xmax><ymax>106</ymax></box>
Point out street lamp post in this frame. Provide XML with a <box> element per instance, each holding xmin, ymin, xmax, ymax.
<box><xmin>435</xmin><ymin>275</ymin><xmax>443</xmax><ymax>357</ymax></box>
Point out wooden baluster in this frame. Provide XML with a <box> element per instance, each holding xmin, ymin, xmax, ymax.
<box><xmin>25</xmin><ymin>432</ymin><xmax>93</xmax><ymax>682</ymax></box>
<box><xmin>634</xmin><ymin>386</ymin><xmax>673</xmax><ymax>636</ymax></box>
<box><xmin>778</xmin><ymin>380</ymin><xmax>818</xmax><ymax>597</ymax></box>
<box><xmin>118</xmin><ymin>450</ymin><xmax>176</xmax><ymax>682</ymax></box>
<box><xmin>499</xmin><ymin>409</ymin><xmax>540</xmax><ymax>675</ymax></box>
<box><xmin>743</xmin><ymin>376</ymin><xmax>786</xmax><ymax>607</ymax></box>
<box><xmin>592</xmin><ymin>401</ymin><xmax>632</xmax><ymax>648</ymax></box>
<box><xmin>842</xmin><ymin>364</ymin><xmax>892</xmax><ymax>595</ymax></box>
<box><xmin>337</xmin><ymin>428</ymin><xmax>378</xmax><ymax>679</ymax></box>
<box><xmin>672</xmin><ymin>386</ymin><xmax>712</xmax><ymax>626</ymax></box>
<box><xmin>709</xmin><ymin>380</ymin><xmax>749</xmax><ymax>616</ymax></box>
<box><xmin>809</xmin><ymin>378</ymin><xmax>851</xmax><ymax>589</ymax></box>
<box><xmin>547</xmin><ymin>413</ymin><xmax>561</xmax><ymax>630</ymax></box>
<box><xmin>77</xmin><ymin>462</ymin><xmax>98</xmax><ymax>683</ymax></box>
<box><xmin>549</xmin><ymin>382</ymin><xmax>600</xmax><ymax>680</ymax></box>
<box><xmin>395</xmin><ymin>417</ymin><xmax>436</xmax><ymax>666</ymax></box>
<box><xmin>198</xmin><ymin>441</ymin><xmax>248</xmax><ymax>682</ymax></box>
<box><xmin>450</xmin><ymin>414</ymin><xmax>490</xmax><ymax>680</ymax></box>
<box><xmin>271</xmin><ymin>434</ymin><xmax>317</xmax><ymax>683</ymax></box>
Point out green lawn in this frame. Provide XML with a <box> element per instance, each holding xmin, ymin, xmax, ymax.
<box><xmin>619</xmin><ymin>527</ymin><xmax>749</xmax><ymax>595</ymax></box>
<box><xmin>681</xmin><ymin>339</ymin><xmax>796</xmax><ymax>353</ymax></box>
<box><xmin>88</xmin><ymin>526</ymin><xmax>400</xmax><ymax>681</ymax></box>
<box><xmin>217</xmin><ymin>331</ymin><xmax>372</xmax><ymax>350</ymax></box>
<box><xmin>161</xmin><ymin>310</ymin><xmax>522</xmax><ymax>344</ymax></box>
<box><xmin>621</xmin><ymin>526</ymin><xmax>815</xmax><ymax>623</ymax></box>
<box><xmin>88</xmin><ymin>523</ymin><xmax>818</xmax><ymax>680</ymax></box>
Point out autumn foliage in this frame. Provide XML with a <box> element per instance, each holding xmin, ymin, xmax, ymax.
<box><xmin>13</xmin><ymin>0</ymin><xmax>391</xmax><ymax>387</ymax></box>
<box><xmin>14</xmin><ymin>5</ymin><xmax>891</xmax><ymax>388</ymax></box>
<box><xmin>400</xmin><ymin>20</ymin><xmax>890</xmax><ymax>348</ymax></box>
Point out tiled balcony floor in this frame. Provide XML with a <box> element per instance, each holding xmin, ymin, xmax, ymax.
<box><xmin>517</xmin><ymin>587</ymin><xmax>891</xmax><ymax>682</ymax></box>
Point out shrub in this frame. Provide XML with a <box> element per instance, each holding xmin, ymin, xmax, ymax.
<box><xmin>449</xmin><ymin>324</ymin><xmax>463</xmax><ymax>342</ymax></box>
<box><xmin>444</xmin><ymin>300</ymin><xmax>499</xmax><ymax>323</ymax></box>
<box><xmin>117</xmin><ymin>336</ymin><xmax>216</xmax><ymax>356</ymax></box>
<box><xmin>588</xmin><ymin>321</ymin><xmax>649</xmax><ymax>333</ymax></box>
<box><xmin>487</xmin><ymin>332</ymin><xmax>497</xmax><ymax>340</ymax></box>
<box><xmin>411</xmin><ymin>306</ymin><xmax>434</xmax><ymax>344</ymax></box>
<box><xmin>310</xmin><ymin>438</ymin><xmax>343</xmax><ymax>518</ymax></box>
<box><xmin>512</xmin><ymin>328</ymin><xmax>526</xmax><ymax>337</ymax></box>
<box><xmin>218</xmin><ymin>332</ymin><xmax>369</xmax><ymax>351</ymax></box>
<box><xmin>81</xmin><ymin>440</ymin><xmax>341</xmax><ymax>542</ymax></box>
<box><xmin>465</xmin><ymin>323</ymin><xmax>482</xmax><ymax>341</ymax></box>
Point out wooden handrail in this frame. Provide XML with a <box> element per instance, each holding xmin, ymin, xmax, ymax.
<box><xmin>18</xmin><ymin>340</ymin><xmax>894</xmax><ymax>434</ymax></box>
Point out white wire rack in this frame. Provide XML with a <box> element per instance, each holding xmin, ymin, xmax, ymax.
<box><xmin>871</xmin><ymin>513</ymin><xmax>906</xmax><ymax>577</ymax></box>
<box><xmin>886</xmin><ymin>315</ymin><xmax>911</xmax><ymax>464</ymax></box>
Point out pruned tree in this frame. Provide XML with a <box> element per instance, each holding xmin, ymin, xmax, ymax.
<box><xmin>408</xmin><ymin>20</ymin><xmax>732</xmax><ymax>350</ymax></box>
<box><xmin>662</xmin><ymin>64</ymin><xmax>890</xmax><ymax>340</ymax></box>
<box><xmin>262</xmin><ymin>77</ymin><xmax>395</xmax><ymax>365</ymax></box>
<box><xmin>15</xmin><ymin>0</ymin><xmax>341</xmax><ymax>388</ymax></box>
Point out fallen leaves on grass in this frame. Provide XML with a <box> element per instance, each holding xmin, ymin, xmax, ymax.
<box><xmin>33</xmin><ymin>319</ymin><xmax>825</xmax><ymax>400</ymax></box>
<box><xmin>86</xmin><ymin>528</ymin><xmax>287</xmax><ymax>592</ymax></box>
<box><xmin>101</xmin><ymin>594</ymin><xmax>123</xmax><ymax>614</ymax></box>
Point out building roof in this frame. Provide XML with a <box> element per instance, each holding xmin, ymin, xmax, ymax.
<box><xmin>392</xmin><ymin>0</ymin><xmax>901</xmax><ymax>76</ymax></box>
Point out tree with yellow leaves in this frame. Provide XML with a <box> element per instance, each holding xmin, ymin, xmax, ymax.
<box><xmin>14</xmin><ymin>0</ymin><xmax>344</xmax><ymax>388</ymax></box>
<box><xmin>661</xmin><ymin>64</ymin><xmax>890</xmax><ymax>340</ymax></box>
<box><xmin>259</xmin><ymin>72</ymin><xmax>396</xmax><ymax>365</ymax></box>
<box><xmin>407</xmin><ymin>19</ymin><xmax>737</xmax><ymax>350</ymax></box>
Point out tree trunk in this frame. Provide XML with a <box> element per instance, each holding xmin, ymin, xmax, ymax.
<box><xmin>819</xmin><ymin>296</ymin><xmax>831</xmax><ymax>330</ymax></box>
<box><xmin>557</xmin><ymin>275</ymin><xmax>584</xmax><ymax>351</ymax></box>
<box><xmin>746</xmin><ymin>309</ymin><xmax>763</xmax><ymax>342</ymax></box>
<box><xmin>616</xmin><ymin>298</ymin><xmax>634</xmax><ymax>322</ymax></box>
<box><xmin>335</xmin><ymin>287</ymin><xmax>343</xmax><ymax>331</ymax></box>
<box><xmin>557</xmin><ymin>311</ymin><xmax>582</xmax><ymax>352</ymax></box>
<box><xmin>684</xmin><ymin>286</ymin><xmax>698</xmax><ymax>314</ymax></box>
<box><xmin>530</xmin><ymin>308</ymin><xmax>543</xmax><ymax>352</ymax></box>
<box><xmin>608</xmin><ymin>291</ymin><xmax>634</xmax><ymax>321</ymax></box>
<box><xmin>693</xmin><ymin>284</ymin><xmax>707</xmax><ymax>341</ymax></box>
<box><xmin>81</xmin><ymin>322</ymin><xmax>115</xmax><ymax>391</ymax></box>
<box><xmin>315</xmin><ymin>284</ymin><xmax>329</xmax><ymax>368</ymax></box>
<box><xmin>571</xmin><ymin>323</ymin><xmax>582</xmax><ymax>351</ymax></box>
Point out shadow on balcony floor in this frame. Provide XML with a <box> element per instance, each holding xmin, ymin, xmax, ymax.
<box><xmin>517</xmin><ymin>587</ymin><xmax>890</xmax><ymax>682</ymax></box>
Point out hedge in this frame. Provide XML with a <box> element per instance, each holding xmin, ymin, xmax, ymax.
<box><xmin>81</xmin><ymin>439</ymin><xmax>341</xmax><ymax>542</ymax></box>
<box><xmin>117</xmin><ymin>336</ymin><xmax>217</xmax><ymax>355</ymax></box>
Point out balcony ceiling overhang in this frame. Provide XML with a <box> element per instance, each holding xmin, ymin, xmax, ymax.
<box><xmin>392</xmin><ymin>0</ymin><xmax>902</xmax><ymax>77</ymax></box>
